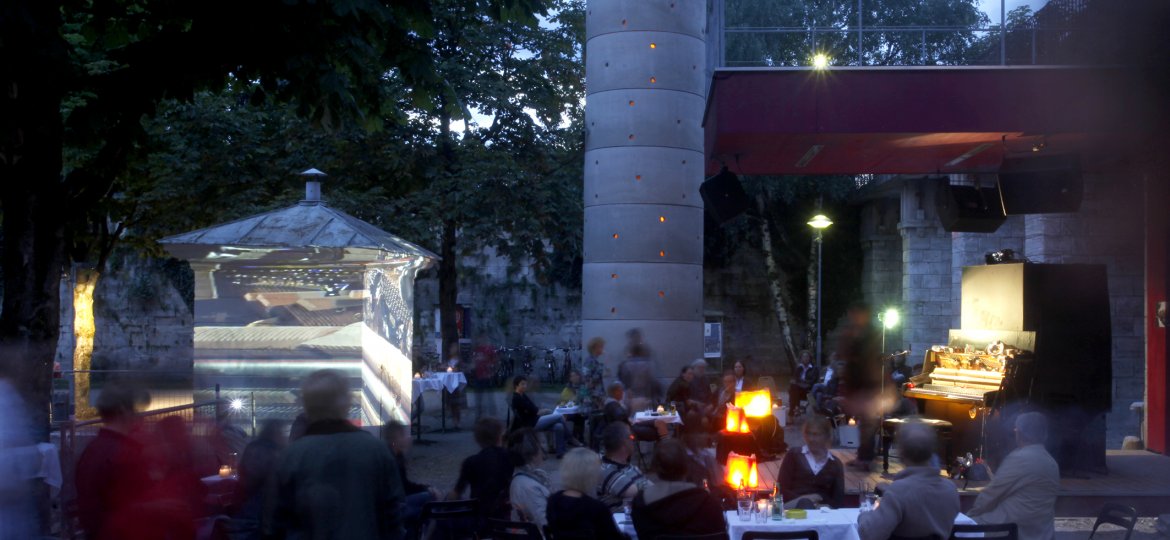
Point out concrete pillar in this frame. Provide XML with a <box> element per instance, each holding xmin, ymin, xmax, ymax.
<box><xmin>582</xmin><ymin>0</ymin><xmax>706</xmax><ymax>380</ymax></box>
<box><xmin>898</xmin><ymin>178</ymin><xmax>953</xmax><ymax>357</ymax></box>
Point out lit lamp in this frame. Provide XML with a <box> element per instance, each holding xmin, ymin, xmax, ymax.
<box><xmin>725</xmin><ymin>452</ymin><xmax>759</xmax><ymax>489</ymax></box>
<box><xmin>879</xmin><ymin>307</ymin><xmax>900</xmax><ymax>354</ymax></box>
<box><xmin>734</xmin><ymin>389</ymin><xmax>773</xmax><ymax>418</ymax></box>
<box><xmin>725</xmin><ymin>406</ymin><xmax>750</xmax><ymax>434</ymax></box>
<box><xmin>807</xmin><ymin>214</ymin><xmax>833</xmax><ymax>366</ymax></box>
<box><xmin>218</xmin><ymin>465</ymin><xmax>232</xmax><ymax>478</ymax></box>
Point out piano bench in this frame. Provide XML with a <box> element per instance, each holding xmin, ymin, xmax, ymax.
<box><xmin>881</xmin><ymin>417</ymin><xmax>953</xmax><ymax>474</ymax></box>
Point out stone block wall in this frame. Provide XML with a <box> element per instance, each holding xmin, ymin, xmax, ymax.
<box><xmin>704</xmin><ymin>240</ymin><xmax>790</xmax><ymax>379</ymax></box>
<box><xmin>950</xmin><ymin>215</ymin><xmax>1025</xmax><ymax>329</ymax></box>
<box><xmin>1023</xmin><ymin>172</ymin><xmax>1147</xmax><ymax>448</ymax></box>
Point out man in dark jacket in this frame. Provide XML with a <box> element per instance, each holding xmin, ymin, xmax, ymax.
<box><xmin>270</xmin><ymin>369</ymin><xmax>405</xmax><ymax>539</ymax></box>
<box><xmin>631</xmin><ymin>440</ymin><xmax>724</xmax><ymax>539</ymax></box>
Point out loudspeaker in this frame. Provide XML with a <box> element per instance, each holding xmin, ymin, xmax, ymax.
<box><xmin>700</xmin><ymin>167</ymin><xmax>751</xmax><ymax>224</ymax></box>
<box><xmin>998</xmin><ymin>153</ymin><xmax>1083</xmax><ymax>214</ymax></box>
<box><xmin>936</xmin><ymin>181</ymin><xmax>1006</xmax><ymax>233</ymax></box>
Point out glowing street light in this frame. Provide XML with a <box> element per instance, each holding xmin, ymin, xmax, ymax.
<box><xmin>808</xmin><ymin>214</ymin><xmax>832</xmax><ymax>366</ymax></box>
<box><xmin>811</xmin><ymin>53</ymin><xmax>831</xmax><ymax>70</ymax></box>
<box><xmin>230</xmin><ymin>398</ymin><xmax>244</xmax><ymax>411</ymax></box>
<box><xmin>879</xmin><ymin>307</ymin><xmax>900</xmax><ymax>354</ymax></box>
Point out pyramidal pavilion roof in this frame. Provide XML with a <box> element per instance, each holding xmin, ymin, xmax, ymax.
<box><xmin>161</xmin><ymin>170</ymin><xmax>437</xmax><ymax>262</ymax></box>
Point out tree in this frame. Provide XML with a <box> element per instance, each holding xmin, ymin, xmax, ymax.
<box><xmin>0</xmin><ymin>0</ymin><xmax>551</xmax><ymax>438</ymax></box>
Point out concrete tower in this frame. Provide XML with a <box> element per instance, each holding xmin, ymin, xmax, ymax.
<box><xmin>582</xmin><ymin>1</ymin><xmax>706</xmax><ymax>379</ymax></box>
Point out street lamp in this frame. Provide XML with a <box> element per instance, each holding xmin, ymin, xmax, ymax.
<box><xmin>879</xmin><ymin>307</ymin><xmax>900</xmax><ymax>354</ymax></box>
<box><xmin>807</xmin><ymin>214</ymin><xmax>833</xmax><ymax>366</ymax></box>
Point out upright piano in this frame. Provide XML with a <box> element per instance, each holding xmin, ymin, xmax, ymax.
<box><xmin>904</xmin><ymin>263</ymin><xmax>1112</xmax><ymax>475</ymax></box>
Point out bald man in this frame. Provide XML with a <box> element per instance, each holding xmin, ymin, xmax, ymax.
<box><xmin>858</xmin><ymin>421</ymin><xmax>959</xmax><ymax>540</ymax></box>
<box><xmin>967</xmin><ymin>412</ymin><xmax>1060</xmax><ymax>540</ymax></box>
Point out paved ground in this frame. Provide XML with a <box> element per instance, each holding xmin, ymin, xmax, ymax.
<box><xmin>405</xmin><ymin>388</ymin><xmax>1168</xmax><ymax>539</ymax></box>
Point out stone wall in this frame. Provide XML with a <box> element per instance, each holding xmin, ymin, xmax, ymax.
<box><xmin>860</xmin><ymin>198</ymin><xmax>903</xmax><ymax>351</ymax></box>
<box><xmin>899</xmin><ymin>178</ymin><xmax>954</xmax><ymax>358</ymax></box>
<box><xmin>703</xmin><ymin>238</ymin><xmax>790</xmax><ymax>379</ymax></box>
<box><xmin>1023</xmin><ymin>172</ymin><xmax>1147</xmax><ymax>448</ymax></box>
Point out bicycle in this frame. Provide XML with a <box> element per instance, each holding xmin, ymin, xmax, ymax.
<box><xmin>543</xmin><ymin>348</ymin><xmax>559</xmax><ymax>383</ymax></box>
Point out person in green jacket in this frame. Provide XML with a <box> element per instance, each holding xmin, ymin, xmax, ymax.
<box><xmin>269</xmin><ymin>370</ymin><xmax>405</xmax><ymax>539</ymax></box>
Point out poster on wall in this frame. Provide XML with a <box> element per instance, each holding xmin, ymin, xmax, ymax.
<box><xmin>1158</xmin><ymin>301</ymin><xmax>1166</xmax><ymax>328</ymax></box>
<box><xmin>704</xmin><ymin>322</ymin><xmax>723</xmax><ymax>359</ymax></box>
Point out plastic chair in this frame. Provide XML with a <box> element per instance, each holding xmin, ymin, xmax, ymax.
<box><xmin>743</xmin><ymin>530</ymin><xmax>820</xmax><ymax>540</ymax></box>
<box><xmin>418</xmin><ymin>499</ymin><xmax>478</xmax><ymax>540</ymax></box>
<box><xmin>756</xmin><ymin>376</ymin><xmax>778</xmax><ymax>395</ymax></box>
<box><xmin>949</xmin><ymin>523</ymin><xmax>1018</xmax><ymax>540</ymax></box>
<box><xmin>659</xmin><ymin>533</ymin><xmax>731</xmax><ymax>540</ymax></box>
<box><xmin>485</xmin><ymin>518</ymin><xmax>543</xmax><ymax>539</ymax></box>
<box><xmin>1089</xmin><ymin>503</ymin><xmax>1139</xmax><ymax>540</ymax></box>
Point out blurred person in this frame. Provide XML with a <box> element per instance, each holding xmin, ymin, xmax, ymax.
<box><xmin>837</xmin><ymin>303</ymin><xmax>883</xmax><ymax>470</ymax></box>
<box><xmin>733</xmin><ymin>359</ymin><xmax>751</xmax><ymax>392</ymax></box>
<box><xmin>0</xmin><ymin>379</ymin><xmax>41</xmax><ymax>539</ymax></box>
<box><xmin>582</xmin><ymin>337</ymin><xmax>607</xmax><ymax>410</ymax></box>
<box><xmin>450</xmin><ymin>417</ymin><xmax>513</xmax><ymax>524</ymax></box>
<box><xmin>546</xmin><ymin>448</ymin><xmax>624</xmax><ymax>540</ymax></box>
<box><xmin>507</xmin><ymin>428</ymin><xmax>552</xmax><ymax>528</ymax></box>
<box><xmin>559</xmin><ymin>370</ymin><xmax>589</xmax><ymax>441</ymax></box>
<box><xmin>788</xmin><ymin>350</ymin><xmax>819</xmax><ymax>416</ymax></box>
<box><xmin>75</xmin><ymin>382</ymin><xmax>152</xmax><ymax>540</ymax></box>
<box><xmin>630</xmin><ymin>439</ymin><xmax>723</xmax><ymax>540</ymax></box>
<box><xmin>967</xmin><ymin>412</ymin><xmax>1060</xmax><ymax>540</ymax></box>
<box><xmin>687</xmin><ymin>358</ymin><xmax>714</xmax><ymax>412</ymax></box>
<box><xmin>682</xmin><ymin>431</ymin><xmax>722</xmax><ymax>494</ymax></box>
<box><xmin>382</xmin><ymin>421</ymin><xmax>442</xmax><ymax>540</ymax></box>
<box><xmin>444</xmin><ymin>343</ymin><xmax>468</xmax><ymax>430</ymax></box>
<box><xmin>717</xmin><ymin>372</ymin><xmax>737</xmax><ymax>407</ymax></box>
<box><xmin>234</xmin><ymin>419</ymin><xmax>286</xmax><ymax>532</ymax></box>
<box><xmin>665</xmin><ymin>366</ymin><xmax>694</xmax><ymax>408</ymax></box>
<box><xmin>269</xmin><ymin>369</ymin><xmax>404</xmax><ymax>539</ymax></box>
<box><xmin>602</xmin><ymin>381</ymin><xmax>629</xmax><ymax>425</ymax></box>
<box><xmin>857</xmin><ymin>421</ymin><xmax>959</xmax><ymax>540</ymax></box>
<box><xmin>618</xmin><ymin>328</ymin><xmax>661</xmax><ymax>409</ymax></box>
<box><xmin>777</xmin><ymin>416</ymin><xmax>844</xmax><ymax>509</ymax></box>
<box><xmin>472</xmin><ymin>334</ymin><xmax>498</xmax><ymax>419</ymax></box>
<box><xmin>597</xmin><ymin>422</ymin><xmax>651</xmax><ymax>512</ymax></box>
<box><xmin>138</xmin><ymin>415</ymin><xmax>206</xmax><ymax>539</ymax></box>
<box><xmin>812</xmin><ymin>358</ymin><xmax>845</xmax><ymax>416</ymax></box>
<box><xmin>510</xmin><ymin>375</ymin><xmax>580</xmax><ymax>458</ymax></box>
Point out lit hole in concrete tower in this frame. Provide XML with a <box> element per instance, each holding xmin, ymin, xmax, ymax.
<box><xmin>650</xmin><ymin>43</ymin><xmax>657</xmax><ymax>49</ymax></box>
<box><xmin>628</xmin><ymin>134</ymin><xmax>635</xmax><ymax>140</ymax></box>
<box><xmin>659</xmin><ymin>250</ymin><xmax>666</xmax><ymax>257</ymax></box>
<box><xmin>635</xmin><ymin>175</ymin><xmax>642</xmax><ymax>180</ymax></box>
<box><xmin>612</xmin><ymin>233</ymin><xmax>620</xmax><ymax>239</ymax></box>
<box><xmin>659</xmin><ymin>216</ymin><xmax>666</xmax><ymax>222</ymax></box>
<box><xmin>611</xmin><ymin>273</ymin><xmax>618</xmax><ymax>279</ymax></box>
<box><xmin>629</xmin><ymin>100</ymin><xmax>635</xmax><ymax>106</ymax></box>
<box><xmin>650</xmin><ymin>76</ymin><xmax>657</xmax><ymax>83</ymax></box>
<box><xmin>658</xmin><ymin>291</ymin><xmax>665</xmax><ymax>298</ymax></box>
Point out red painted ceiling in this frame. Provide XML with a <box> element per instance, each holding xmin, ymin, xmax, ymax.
<box><xmin>702</xmin><ymin>67</ymin><xmax>1162</xmax><ymax>176</ymax></box>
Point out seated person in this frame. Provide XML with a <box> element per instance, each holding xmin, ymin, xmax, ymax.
<box><xmin>508</xmin><ymin>429</ymin><xmax>552</xmax><ymax>528</ymax></box>
<box><xmin>450</xmin><ymin>417</ymin><xmax>514</xmax><ymax>524</ymax></box>
<box><xmin>777</xmin><ymin>416</ymin><xmax>844</xmax><ymax>509</ymax></box>
<box><xmin>559</xmin><ymin>370</ymin><xmax>589</xmax><ymax>441</ymax></box>
<box><xmin>597</xmin><ymin>423</ymin><xmax>651</xmax><ymax>512</ymax></box>
<box><xmin>788</xmin><ymin>350</ymin><xmax>818</xmax><ymax>415</ymax></box>
<box><xmin>811</xmin><ymin>358</ymin><xmax>845</xmax><ymax>416</ymax></box>
<box><xmin>546</xmin><ymin>448</ymin><xmax>624</xmax><ymax>540</ymax></box>
<box><xmin>665</xmin><ymin>366</ymin><xmax>695</xmax><ymax>410</ymax></box>
<box><xmin>733</xmin><ymin>360</ymin><xmax>752</xmax><ymax>392</ymax></box>
<box><xmin>383</xmin><ymin>422</ymin><xmax>442</xmax><ymax>540</ymax></box>
<box><xmin>631</xmin><ymin>440</ymin><xmax>724</xmax><ymax>540</ymax></box>
<box><xmin>966</xmin><ymin>412</ymin><xmax>1060</xmax><ymax>540</ymax></box>
<box><xmin>603</xmin><ymin>381</ymin><xmax>667</xmax><ymax>442</ymax></box>
<box><xmin>511</xmin><ymin>375</ymin><xmax>581</xmax><ymax>458</ymax></box>
<box><xmin>858</xmin><ymin>421</ymin><xmax>959</xmax><ymax>540</ymax></box>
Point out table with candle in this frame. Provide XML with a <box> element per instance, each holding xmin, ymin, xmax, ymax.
<box><xmin>433</xmin><ymin>370</ymin><xmax>467</xmax><ymax>432</ymax></box>
<box><xmin>632</xmin><ymin>410</ymin><xmax>681</xmax><ymax>424</ymax></box>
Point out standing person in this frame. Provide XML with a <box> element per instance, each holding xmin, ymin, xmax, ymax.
<box><xmin>582</xmin><ymin>337</ymin><xmax>608</xmax><ymax>411</ymax></box>
<box><xmin>788</xmin><ymin>350</ymin><xmax>819</xmax><ymax>417</ymax></box>
<box><xmin>75</xmin><ymin>383</ymin><xmax>152</xmax><ymax>540</ymax></box>
<box><xmin>382</xmin><ymin>422</ymin><xmax>443</xmax><ymax>540</ymax></box>
<box><xmin>857</xmin><ymin>422</ymin><xmax>959</xmax><ymax>540</ymax></box>
<box><xmin>837</xmin><ymin>302</ymin><xmax>883</xmax><ymax>470</ymax></box>
<box><xmin>472</xmin><ymin>334</ymin><xmax>499</xmax><ymax>419</ymax></box>
<box><xmin>618</xmin><ymin>328</ymin><xmax>660</xmax><ymax>410</ymax></box>
<box><xmin>270</xmin><ymin>369</ymin><xmax>405</xmax><ymax>540</ymax></box>
<box><xmin>777</xmin><ymin>416</ymin><xmax>845</xmax><ymax>509</ymax></box>
<box><xmin>0</xmin><ymin>380</ymin><xmax>38</xmax><ymax>539</ymax></box>
<box><xmin>445</xmin><ymin>343</ymin><xmax>467</xmax><ymax>430</ymax></box>
<box><xmin>630</xmin><ymin>439</ymin><xmax>724</xmax><ymax>539</ymax></box>
<box><xmin>546</xmin><ymin>448</ymin><xmax>625</xmax><ymax>540</ymax></box>
<box><xmin>597</xmin><ymin>422</ymin><xmax>651</xmax><ymax>512</ymax></box>
<box><xmin>510</xmin><ymin>375</ymin><xmax>580</xmax><ymax>458</ymax></box>
<box><xmin>508</xmin><ymin>429</ymin><xmax>552</xmax><ymax>528</ymax></box>
<box><xmin>450</xmin><ymin>417</ymin><xmax>514</xmax><ymax>525</ymax></box>
<box><xmin>967</xmin><ymin>412</ymin><xmax>1061</xmax><ymax>540</ymax></box>
<box><xmin>235</xmin><ymin>419</ymin><xmax>286</xmax><ymax>533</ymax></box>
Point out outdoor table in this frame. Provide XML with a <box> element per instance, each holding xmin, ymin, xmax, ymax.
<box><xmin>411</xmin><ymin>377</ymin><xmax>444</xmax><ymax>442</ymax></box>
<box><xmin>632</xmin><ymin>411</ymin><xmax>682</xmax><ymax>424</ymax></box>
<box><xmin>554</xmin><ymin>405</ymin><xmax>580</xmax><ymax>416</ymax></box>
<box><xmin>615</xmin><ymin>508</ymin><xmax>976</xmax><ymax>540</ymax></box>
<box><xmin>433</xmin><ymin>372</ymin><xmax>467</xmax><ymax>432</ymax></box>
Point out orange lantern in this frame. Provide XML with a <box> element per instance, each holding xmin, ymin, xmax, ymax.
<box><xmin>724</xmin><ymin>406</ymin><xmax>750</xmax><ymax>433</ymax></box>
<box><xmin>735</xmin><ymin>389</ymin><xmax>773</xmax><ymax>418</ymax></box>
<box><xmin>725</xmin><ymin>452</ymin><xmax>759</xmax><ymax>489</ymax></box>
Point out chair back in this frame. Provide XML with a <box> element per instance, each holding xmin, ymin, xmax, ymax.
<box><xmin>1090</xmin><ymin>503</ymin><xmax>1138</xmax><ymax>540</ymax></box>
<box><xmin>419</xmin><ymin>499</ymin><xmax>478</xmax><ymax>540</ymax></box>
<box><xmin>949</xmin><ymin>523</ymin><xmax>1018</xmax><ymax>540</ymax></box>
<box><xmin>757</xmin><ymin>376</ymin><xmax>778</xmax><ymax>394</ymax></box>
<box><xmin>485</xmin><ymin>518</ymin><xmax>543</xmax><ymax>539</ymax></box>
<box><xmin>659</xmin><ymin>533</ymin><xmax>731</xmax><ymax>540</ymax></box>
<box><xmin>743</xmin><ymin>530</ymin><xmax>820</xmax><ymax>540</ymax></box>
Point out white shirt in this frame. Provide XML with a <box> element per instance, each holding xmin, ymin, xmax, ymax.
<box><xmin>821</xmin><ymin>367</ymin><xmax>834</xmax><ymax>385</ymax></box>
<box><xmin>801</xmin><ymin>445</ymin><xmax>834</xmax><ymax>475</ymax></box>
<box><xmin>734</xmin><ymin>377</ymin><xmax>745</xmax><ymax>392</ymax></box>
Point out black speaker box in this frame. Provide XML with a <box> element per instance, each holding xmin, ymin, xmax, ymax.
<box><xmin>998</xmin><ymin>153</ymin><xmax>1083</xmax><ymax>214</ymax></box>
<box><xmin>700</xmin><ymin>167</ymin><xmax>751</xmax><ymax>224</ymax></box>
<box><xmin>936</xmin><ymin>181</ymin><xmax>1006</xmax><ymax>233</ymax></box>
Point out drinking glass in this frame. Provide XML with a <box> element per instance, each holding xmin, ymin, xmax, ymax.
<box><xmin>737</xmin><ymin>499</ymin><xmax>753</xmax><ymax>521</ymax></box>
<box><xmin>755</xmin><ymin>500</ymin><xmax>769</xmax><ymax>523</ymax></box>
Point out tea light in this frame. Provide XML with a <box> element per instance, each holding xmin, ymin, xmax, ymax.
<box><xmin>848</xmin><ymin>418</ymin><xmax>857</xmax><ymax>426</ymax></box>
<box><xmin>656</xmin><ymin>405</ymin><xmax>665</xmax><ymax>413</ymax></box>
<box><xmin>446</xmin><ymin>366</ymin><xmax>453</xmax><ymax>373</ymax></box>
<box><xmin>414</xmin><ymin>372</ymin><xmax>421</xmax><ymax>379</ymax></box>
<box><xmin>218</xmin><ymin>465</ymin><xmax>231</xmax><ymax>478</ymax></box>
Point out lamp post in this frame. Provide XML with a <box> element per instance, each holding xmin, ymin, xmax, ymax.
<box><xmin>879</xmin><ymin>307</ymin><xmax>900</xmax><ymax>400</ymax></box>
<box><xmin>807</xmin><ymin>214</ymin><xmax>833</xmax><ymax>366</ymax></box>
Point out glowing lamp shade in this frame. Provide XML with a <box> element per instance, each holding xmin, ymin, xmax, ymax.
<box><xmin>725</xmin><ymin>406</ymin><xmax>750</xmax><ymax>433</ymax></box>
<box><xmin>807</xmin><ymin>214</ymin><xmax>833</xmax><ymax>229</ymax></box>
<box><xmin>735</xmin><ymin>389</ymin><xmax>773</xmax><ymax>418</ymax></box>
<box><xmin>726</xmin><ymin>452</ymin><xmax>759</xmax><ymax>489</ymax></box>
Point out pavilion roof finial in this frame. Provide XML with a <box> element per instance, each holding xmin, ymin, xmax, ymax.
<box><xmin>300</xmin><ymin>168</ymin><xmax>327</xmax><ymax>205</ymax></box>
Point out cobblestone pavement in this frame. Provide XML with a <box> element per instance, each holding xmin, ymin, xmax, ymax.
<box><xmin>405</xmin><ymin>389</ymin><xmax>1167</xmax><ymax>539</ymax></box>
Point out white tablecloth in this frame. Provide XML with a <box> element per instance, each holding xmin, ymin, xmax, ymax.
<box><xmin>433</xmin><ymin>372</ymin><xmax>467</xmax><ymax>393</ymax></box>
<box><xmin>614</xmin><ymin>512</ymin><xmax>636</xmax><ymax>538</ymax></box>
<box><xmin>554</xmin><ymin>406</ymin><xmax>580</xmax><ymax>415</ymax></box>
<box><xmin>727</xmin><ymin>508</ymin><xmax>860</xmax><ymax>540</ymax></box>
<box><xmin>412</xmin><ymin>378</ymin><xmax>444</xmax><ymax>401</ymax></box>
<box><xmin>632</xmin><ymin>411</ymin><xmax>682</xmax><ymax>424</ymax></box>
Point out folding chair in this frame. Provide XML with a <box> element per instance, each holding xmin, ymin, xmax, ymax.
<box><xmin>743</xmin><ymin>531</ymin><xmax>820</xmax><ymax>540</ymax></box>
<box><xmin>1089</xmin><ymin>503</ymin><xmax>1139</xmax><ymax>540</ymax></box>
<box><xmin>418</xmin><ymin>499</ymin><xmax>478</xmax><ymax>540</ymax></box>
<box><xmin>949</xmin><ymin>523</ymin><xmax>1018</xmax><ymax>540</ymax></box>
